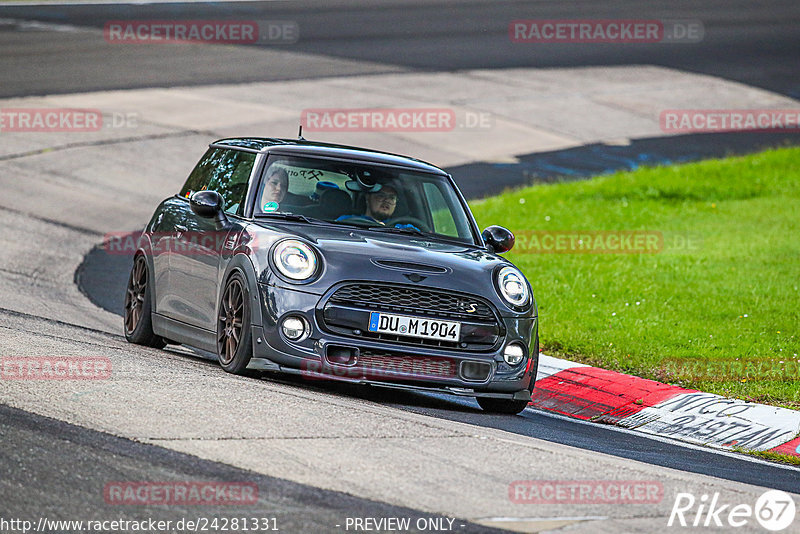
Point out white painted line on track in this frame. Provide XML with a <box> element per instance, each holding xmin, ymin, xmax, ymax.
<box><xmin>0</xmin><ymin>17</ymin><xmax>94</xmax><ymax>32</ymax></box>
<box><xmin>536</xmin><ymin>353</ymin><xmax>589</xmax><ymax>380</ymax></box>
<box><xmin>476</xmin><ymin>516</ymin><xmax>608</xmax><ymax>522</ymax></box>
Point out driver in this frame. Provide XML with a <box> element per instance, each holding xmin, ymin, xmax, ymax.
<box><xmin>336</xmin><ymin>183</ymin><xmax>421</xmax><ymax>231</ymax></box>
<box><xmin>365</xmin><ymin>184</ymin><xmax>398</xmax><ymax>222</ymax></box>
<box><xmin>336</xmin><ymin>184</ymin><xmax>397</xmax><ymax>225</ymax></box>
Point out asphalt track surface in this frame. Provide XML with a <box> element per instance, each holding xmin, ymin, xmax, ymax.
<box><xmin>0</xmin><ymin>403</ymin><xmax>505</xmax><ymax>533</ymax></box>
<box><xmin>2</xmin><ymin>0</ymin><xmax>800</xmax><ymax>530</ymax></box>
<box><xmin>0</xmin><ymin>0</ymin><xmax>798</xmax><ymax>98</ymax></box>
<box><xmin>325</xmin><ymin>384</ymin><xmax>800</xmax><ymax>494</ymax></box>
<box><xmin>61</xmin><ymin>236</ymin><xmax>800</xmax><ymax>497</ymax></box>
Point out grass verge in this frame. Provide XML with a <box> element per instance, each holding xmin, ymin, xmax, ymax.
<box><xmin>732</xmin><ymin>447</ymin><xmax>800</xmax><ymax>467</ymax></box>
<box><xmin>470</xmin><ymin>147</ymin><xmax>800</xmax><ymax>409</ymax></box>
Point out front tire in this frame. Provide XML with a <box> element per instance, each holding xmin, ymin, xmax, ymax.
<box><xmin>124</xmin><ymin>254</ymin><xmax>166</xmax><ymax>349</ymax></box>
<box><xmin>477</xmin><ymin>396</ymin><xmax>530</xmax><ymax>415</ymax></box>
<box><xmin>217</xmin><ymin>272</ymin><xmax>253</xmax><ymax>374</ymax></box>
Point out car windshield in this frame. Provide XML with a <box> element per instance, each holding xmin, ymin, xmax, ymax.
<box><xmin>253</xmin><ymin>154</ymin><xmax>477</xmax><ymax>244</ymax></box>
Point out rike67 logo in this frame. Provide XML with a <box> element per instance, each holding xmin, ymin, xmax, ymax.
<box><xmin>668</xmin><ymin>490</ymin><xmax>796</xmax><ymax>531</ymax></box>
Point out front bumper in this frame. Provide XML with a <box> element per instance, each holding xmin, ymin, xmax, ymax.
<box><xmin>250</xmin><ymin>282</ymin><xmax>538</xmax><ymax>399</ymax></box>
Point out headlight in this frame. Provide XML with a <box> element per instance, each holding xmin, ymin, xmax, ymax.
<box><xmin>272</xmin><ymin>239</ymin><xmax>318</xmax><ymax>281</ymax></box>
<box><xmin>496</xmin><ymin>266</ymin><xmax>530</xmax><ymax>307</ymax></box>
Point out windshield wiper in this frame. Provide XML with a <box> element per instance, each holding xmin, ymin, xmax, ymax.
<box><xmin>368</xmin><ymin>225</ymin><xmax>477</xmax><ymax>247</ymax></box>
<box><xmin>329</xmin><ymin>219</ymin><xmax>476</xmax><ymax>246</ymax></box>
<box><xmin>257</xmin><ymin>212</ymin><xmax>317</xmax><ymax>224</ymax></box>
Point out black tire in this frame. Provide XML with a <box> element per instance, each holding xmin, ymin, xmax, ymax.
<box><xmin>124</xmin><ymin>254</ymin><xmax>167</xmax><ymax>349</ymax></box>
<box><xmin>477</xmin><ymin>396</ymin><xmax>530</xmax><ymax>415</ymax></box>
<box><xmin>217</xmin><ymin>272</ymin><xmax>253</xmax><ymax>374</ymax></box>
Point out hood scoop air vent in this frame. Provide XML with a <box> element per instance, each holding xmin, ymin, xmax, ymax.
<box><xmin>371</xmin><ymin>259</ymin><xmax>448</xmax><ymax>274</ymax></box>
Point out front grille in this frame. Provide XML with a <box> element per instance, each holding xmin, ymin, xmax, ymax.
<box><xmin>321</xmin><ymin>282</ymin><xmax>501</xmax><ymax>351</ymax></box>
<box><xmin>328</xmin><ymin>283</ymin><xmax>496</xmax><ymax>322</ymax></box>
<box><xmin>356</xmin><ymin>349</ymin><xmax>457</xmax><ymax>380</ymax></box>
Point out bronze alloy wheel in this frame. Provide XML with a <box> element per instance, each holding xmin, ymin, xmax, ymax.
<box><xmin>218</xmin><ymin>277</ymin><xmax>245</xmax><ymax>366</ymax></box>
<box><xmin>124</xmin><ymin>255</ymin><xmax>147</xmax><ymax>335</ymax></box>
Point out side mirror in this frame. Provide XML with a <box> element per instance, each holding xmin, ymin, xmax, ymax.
<box><xmin>190</xmin><ymin>190</ymin><xmax>223</xmax><ymax>218</ymax></box>
<box><xmin>482</xmin><ymin>225</ymin><xmax>515</xmax><ymax>253</ymax></box>
<box><xmin>190</xmin><ymin>190</ymin><xmax>229</xmax><ymax>228</ymax></box>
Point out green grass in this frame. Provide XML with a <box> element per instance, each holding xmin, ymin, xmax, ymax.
<box><xmin>470</xmin><ymin>147</ymin><xmax>800</xmax><ymax>409</ymax></box>
<box><xmin>731</xmin><ymin>447</ymin><xmax>800</xmax><ymax>467</ymax></box>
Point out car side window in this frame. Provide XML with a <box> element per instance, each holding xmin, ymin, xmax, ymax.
<box><xmin>422</xmin><ymin>182</ymin><xmax>459</xmax><ymax>237</ymax></box>
<box><xmin>179</xmin><ymin>148</ymin><xmax>256</xmax><ymax>216</ymax></box>
<box><xmin>179</xmin><ymin>147</ymin><xmax>220</xmax><ymax>198</ymax></box>
<box><xmin>207</xmin><ymin>150</ymin><xmax>256</xmax><ymax>216</ymax></box>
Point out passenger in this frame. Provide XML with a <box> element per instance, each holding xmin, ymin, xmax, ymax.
<box><xmin>261</xmin><ymin>168</ymin><xmax>289</xmax><ymax>204</ymax></box>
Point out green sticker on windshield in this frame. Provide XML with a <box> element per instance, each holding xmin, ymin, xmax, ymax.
<box><xmin>263</xmin><ymin>202</ymin><xmax>279</xmax><ymax>213</ymax></box>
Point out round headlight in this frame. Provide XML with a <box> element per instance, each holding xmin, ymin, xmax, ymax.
<box><xmin>273</xmin><ymin>240</ymin><xmax>318</xmax><ymax>281</ymax></box>
<box><xmin>496</xmin><ymin>266</ymin><xmax>530</xmax><ymax>307</ymax></box>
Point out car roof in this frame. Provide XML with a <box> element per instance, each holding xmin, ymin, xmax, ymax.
<box><xmin>211</xmin><ymin>137</ymin><xmax>448</xmax><ymax>176</ymax></box>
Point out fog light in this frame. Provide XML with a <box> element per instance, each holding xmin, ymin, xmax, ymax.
<box><xmin>281</xmin><ymin>316</ymin><xmax>308</xmax><ymax>341</ymax></box>
<box><xmin>503</xmin><ymin>342</ymin><xmax>525</xmax><ymax>366</ymax></box>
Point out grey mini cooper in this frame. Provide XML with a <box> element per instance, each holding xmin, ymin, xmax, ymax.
<box><xmin>124</xmin><ymin>137</ymin><xmax>538</xmax><ymax>414</ymax></box>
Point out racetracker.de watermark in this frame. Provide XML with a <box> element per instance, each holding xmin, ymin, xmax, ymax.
<box><xmin>104</xmin><ymin>20</ymin><xmax>298</xmax><ymax>44</ymax></box>
<box><xmin>300</xmin><ymin>357</ymin><xmax>457</xmax><ymax>382</ymax></box>
<box><xmin>660</xmin><ymin>109</ymin><xmax>800</xmax><ymax>133</ymax></box>
<box><xmin>0</xmin><ymin>109</ymin><xmax>138</xmax><ymax>132</ymax></box>
<box><xmin>103</xmin><ymin>231</ymin><xmax>255</xmax><ymax>256</ymax></box>
<box><xmin>513</xmin><ymin>230</ymin><xmax>664</xmax><ymax>254</ymax></box>
<box><xmin>512</xmin><ymin>231</ymin><xmax>703</xmax><ymax>254</ymax></box>
<box><xmin>509</xmin><ymin>19</ymin><xmax>703</xmax><ymax>43</ymax></box>
<box><xmin>509</xmin><ymin>480</ymin><xmax>663</xmax><ymax>504</ymax></box>
<box><xmin>301</xmin><ymin>108</ymin><xmax>464</xmax><ymax>132</ymax></box>
<box><xmin>1</xmin><ymin>357</ymin><xmax>111</xmax><ymax>380</ymax></box>
<box><xmin>103</xmin><ymin>482</ymin><xmax>258</xmax><ymax>505</ymax></box>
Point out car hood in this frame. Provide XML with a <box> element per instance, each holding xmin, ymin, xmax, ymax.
<box><xmin>247</xmin><ymin>220</ymin><xmax>528</xmax><ymax>314</ymax></box>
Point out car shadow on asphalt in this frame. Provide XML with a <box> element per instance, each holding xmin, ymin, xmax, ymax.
<box><xmin>256</xmin><ymin>370</ymin><xmax>486</xmax><ymax>414</ymax></box>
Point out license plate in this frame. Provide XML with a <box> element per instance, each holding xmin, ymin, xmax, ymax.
<box><xmin>368</xmin><ymin>312</ymin><xmax>461</xmax><ymax>342</ymax></box>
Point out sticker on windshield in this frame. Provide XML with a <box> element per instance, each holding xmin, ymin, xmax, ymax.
<box><xmin>263</xmin><ymin>201</ymin><xmax>279</xmax><ymax>212</ymax></box>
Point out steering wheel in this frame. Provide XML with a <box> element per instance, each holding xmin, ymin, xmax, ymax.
<box><xmin>387</xmin><ymin>216</ymin><xmax>430</xmax><ymax>233</ymax></box>
<box><xmin>335</xmin><ymin>214</ymin><xmax>381</xmax><ymax>226</ymax></box>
